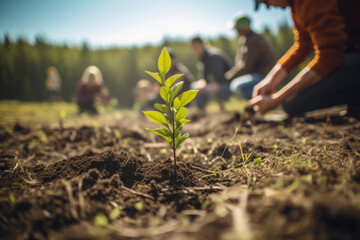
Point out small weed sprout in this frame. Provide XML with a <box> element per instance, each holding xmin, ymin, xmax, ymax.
<box><xmin>113</xmin><ymin>129</ymin><xmax>121</xmax><ymax>139</ymax></box>
<box><xmin>238</xmin><ymin>141</ymin><xmax>253</xmax><ymax>166</ymax></box>
<box><xmin>253</xmin><ymin>157</ymin><xmax>262</xmax><ymax>165</ymax></box>
<box><xmin>198</xmin><ymin>196</ymin><xmax>207</xmax><ymax>209</ymax></box>
<box><xmin>59</xmin><ymin>110</ymin><xmax>66</xmax><ymax>132</ymax></box>
<box><xmin>9</xmin><ymin>193</ymin><xmax>16</xmax><ymax>205</ymax></box>
<box><xmin>134</xmin><ymin>202</ymin><xmax>143</xmax><ymax>211</ymax></box>
<box><xmin>143</xmin><ymin>47</ymin><xmax>198</xmax><ymax>181</ymax></box>
<box><xmin>36</xmin><ymin>130</ymin><xmax>47</xmax><ymax>143</ymax></box>
<box><xmin>94</xmin><ymin>212</ymin><xmax>108</xmax><ymax>227</ymax></box>
<box><xmin>109</xmin><ymin>209</ymin><xmax>121</xmax><ymax>220</ymax></box>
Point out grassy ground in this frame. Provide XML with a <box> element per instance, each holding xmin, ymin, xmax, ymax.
<box><xmin>0</xmin><ymin>100</ymin><xmax>135</xmax><ymax>129</ymax></box>
<box><xmin>0</xmin><ymin>97</ymin><xmax>247</xmax><ymax>128</ymax></box>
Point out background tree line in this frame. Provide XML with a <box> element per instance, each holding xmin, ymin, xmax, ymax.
<box><xmin>0</xmin><ymin>21</ymin><xmax>294</xmax><ymax>108</ymax></box>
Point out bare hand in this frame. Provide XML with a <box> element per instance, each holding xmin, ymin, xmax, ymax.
<box><xmin>252</xmin><ymin>64</ymin><xmax>288</xmax><ymax>98</ymax></box>
<box><xmin>212</xmin><ymin>83</ymin><xmax>219</xmax><ymax>95</ymax></box>
<box><xmin>252</xmin><ymin>80</ymin><xmax>273</xmax><ymax>98</ymax></box>
<box><xmin>248</xmin><ymin>95</ymin><xmax>279</xmax><ymax>114</ymax></box>
<box><xmin>224</xmin><ymin>71</ymin><xmax>232</xmax><ymax>81</ymax></box>
<box><xmin>197</xmin><ymin>79</ymin><xmax>207</xmax><ymax>93</ymax></box>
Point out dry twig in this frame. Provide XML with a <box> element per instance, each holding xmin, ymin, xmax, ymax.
<box><xmin>120</xmin><ymin>186</ymin><xmax>155</xmax><ymax>200</ymax></box>
<box><xmin>62</xmin><ymin>179</ymin><xmax>79</xmax><ymax>220</ymax></box>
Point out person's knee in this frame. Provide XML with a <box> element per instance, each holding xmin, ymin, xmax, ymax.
<box><xmin>282</xmin><ymin>98</ymin><xmax>304</xmax><ymax>117</ymax></box>
<box><xmin>195</xmin><ymin>93</ymin><xmax>207</xmax><ymax>109</ymax></box>
<box><xmin>282</xmin><ymin>100</ymin><xmax>293</xmax><ymax>116</ymax></box>
<box><xmin>230</xmin><ymin>81</ymin><xmax>252</xmax><ymax>99</ymax></box>
<box><xmin>218</xmin><ymin>85</ymin><xmax>231</xmax><ymax>101</ymax></box>
<box><xmin>230</xmin><ymin>74</ymin><xmax>259</xmax><ymax>99</ymax></box>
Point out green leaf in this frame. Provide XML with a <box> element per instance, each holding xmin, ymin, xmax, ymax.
<box><xmin>173</xmin><ymin>97</ymin><xmax>182</xmax><ymax>110</ymax></box>
<box><xmin>165</xmin><ymin>74</ymin><xmax>183</xmax><ymax>88</ymax></box>
<box><xmin>178</xmin><ymin>90</ymin><xmax>198</xmax><ymax>107</ymax></box>
<box><xmin>154</xmin><ymin>104</ymin><xmax>169</xmax><ymax>115</ymax></box>
<box><xmin>176</xmin><ymin>107</ymin><xmax>188</xmax><ymax>120</ymax></box>
<box><xmin>175</xmin><ymin>133</ymin><xmax>189</xmax><ymax>149</ymax></box>
<box><xmin>171</xmin><ymin>81</ymin><xmax>184</xmax><ymax>97</ymax></box>
<box><xmin>143</xmin><ymin>111</ymin><xmax>168</xmax><ymax>127</ymax></box>
<box><xmin>179</xmin><ymin>118</ymin><xmax>190</xmax><ymax>125</ymax></box>
<box><xmin>9</xmin><ymin>193</ymin><xmax>15</xmax><ymax>204</ymax></box>
<box><xmin>146</xmin><ymin>128</ymin><xmax>172</xmax><ymax>143</ymax></box>
<box><xmin>160</xmin><ymin>86</ymin><xmax>174</xmax><ymax>104</ymax></box>
<box><xmin>146</xmin><ymin>128</ymin><xmax>172</xmax><ymax>138</ymax></box>
<box><xmin>175</xmin><ymin>118</ymin><xmax>190</xmax><ymax>130</ymax></box>
<box><xmin>174</xmin><ymin>126</ymin><xmax>182</xmax><ymax>138</ymax></box>
<box><xmin>174</xmin><ymin>131</ymin><xmax>181</xmax><ymax>144</ymax></box>
<box><xmin>158</xmin><ymin>47</ymin><xmax>171</xmax><ymax>75</ymax></box>
<box><xmin>253</xmin><ymin>157</ymin><xmax>262</xmax><ymax>165</ymax></box>
<box><xmin>145</xmin><ymin>71</ymin><xmax>163</xmax><ymax>84</ymax></box>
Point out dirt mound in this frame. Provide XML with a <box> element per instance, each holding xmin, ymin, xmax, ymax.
<box><xmin>35</xmin><ymin>150</ymin><xmax>143</xmax><ymax>186</ymax></box>
<box><xmin>140</xmin><ymin>158</ymin><xmax>199</xmax><ymax>187</ymax></box>
<box><xmin>0</xmin><ymin>150</ymin><xmax>203</xmax><ymax>239</ymax></box>
<box><xmin>32</xmin><ymin>150</ymin><xmax>199</xmax><ymax>188</ymax></box>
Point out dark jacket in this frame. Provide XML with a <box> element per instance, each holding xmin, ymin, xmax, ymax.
<box><xmin>200</xmin><ymin>47</ymin><xmax>232</xmax><ymax>84</ymax></box>
<box><xmin>225</xmin><ymin>31</ymin><xmax>276</xmax><ymax>80</ymax></box>
<box><xmin>165</xmin><ymin>60</ymin><xmax>194</xmax><ymax>94</ymax></box>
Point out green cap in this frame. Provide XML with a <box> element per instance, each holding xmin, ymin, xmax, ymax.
<box><xmin>229</xmin><ymin>13</ymin><xmax>251</xmax><ymax>30</ymax></box>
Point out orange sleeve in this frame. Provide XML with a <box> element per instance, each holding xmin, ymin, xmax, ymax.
<box><xmin>304</xmin><ymin>0</ymin><xmax>347</xmax><ymax>77</ymax></box>
<box><xmin>278</xmin><ymin>0</ymin><xmax>347</xmax><ymax>77</ymax></box>
<box><xmin>277</xmin><ymin>17</ymin><xmax>313</xmax><ymax>74</ymax></box>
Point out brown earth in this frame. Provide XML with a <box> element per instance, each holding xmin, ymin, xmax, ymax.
<box><xmin>1</xmin><ymin>108</ymin><xmax>360</xmax><ymax>240</ymax></box>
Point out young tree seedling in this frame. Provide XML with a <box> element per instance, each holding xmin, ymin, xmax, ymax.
<box><xmin>143</xmin><ymin>47</ymin><xmax>198</xmax><ymax>182</ymax></box>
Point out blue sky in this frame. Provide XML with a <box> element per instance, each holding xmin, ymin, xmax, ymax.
<box><xmin>0</xmin><ymin>0</ymin><xmax>292</xmax><ymax>48</ymax></box>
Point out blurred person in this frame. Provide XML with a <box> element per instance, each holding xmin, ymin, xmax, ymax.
<box><xmin>76</xmin><ymin>65</ymin><xmax>109</xmax><ymax>114</ymax></box>
<box><xmin>190</xmin><ymin>37</ymin><xmax>232</xmax><ymax>110</ymax></box>
<box><xmin>133</xmin><ymin>79</ymin><xmax>160</xmax><ymax>112</ymax></box>
<box><xmin>165</xmin><ymin>47</ymin><xmax>195</xmax><ymax>95</ymax></box>
<box><xmin>45</xmin><ymin>66</ymin><xmax>62</xmax><ymax>102</ymax></box>
<box><xmin>226</xmin><ymin>13</ymin><xmax>276</xmax><ymax>99</ymax></box>
<box><xmin>249</xmin><ymin>0</ymin><xmax>360</xmax><ymax>117</ymax></box>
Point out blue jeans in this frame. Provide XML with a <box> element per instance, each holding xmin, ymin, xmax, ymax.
<box><xmin>230</xmin><ymin>73</ymin><xmax>264</xmax><ymax>99</ymax></box>
<box><xmin>283</xmin><ymin>52</ymin><xmax>360</xmax><ymax>117</ymax></box>
<box><xmin>192</xmin><ymin>82</ymin><xmax>231</xmax><ymax>110</ymax></box>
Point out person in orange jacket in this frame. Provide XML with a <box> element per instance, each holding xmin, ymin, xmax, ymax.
<box><xmin>249</xmin><ymin>0</ymin><xmax>360</xmax><ymax>117</ymax></box>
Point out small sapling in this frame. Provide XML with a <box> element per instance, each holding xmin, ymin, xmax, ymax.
<box><xmin>143</xmin><ymin>47</ymin><xmax>198</xmax><ymax>182</ymax></box>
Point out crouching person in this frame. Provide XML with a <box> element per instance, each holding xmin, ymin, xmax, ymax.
<box><xmin>249</xmin><ymin>0</ymin><xmax>360</xmax><ymax>118</ymax></box>
<box><xmin>190</xmin><ymin>37</ymin><xmax>232</xmax><ymax>111</ymax></box>
<box><xmin>76</xmin><ymin>65</ymin><xmax>108</xmax><ymax>114</ymax></box>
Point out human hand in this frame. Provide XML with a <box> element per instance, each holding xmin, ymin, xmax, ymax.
<box><xmin>252</xmin><ymin>64</ymin><xmax>288</xmax><ymax>98</ymax></box>
<box><xmin>212</xmin><ymin>83</ymin><xmax>219</xmax><ymax>95</ymax></box>
<box><xmin>224</xmin><ymin>71</ymin><xmax>232</xmax><ymax>81</ymax></box>
<box><xmin>248</xmin><ymin>94</ymin><xmax>280</xmax><ymax>114</ymax></box>
<box><xmin>252</xmin><ymin>79</ymin><xmax>274</xmax><ymax>98</ymax></box>
<box><xmin>197</xmin><ymin>79</ymin><xmax>207</xmax><ymax>93</ymax></box>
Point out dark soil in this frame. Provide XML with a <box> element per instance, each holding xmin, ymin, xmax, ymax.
<box><xmin>1</xmin><ymin>109</ymin><xmax>360</xmax><ymax>240</ymax></box>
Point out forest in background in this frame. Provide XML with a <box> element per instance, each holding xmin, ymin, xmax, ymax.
<box><xmin>0</xmin><ymin>22</ymin><xmax>294</xmax><ymax>108</ymax></box>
